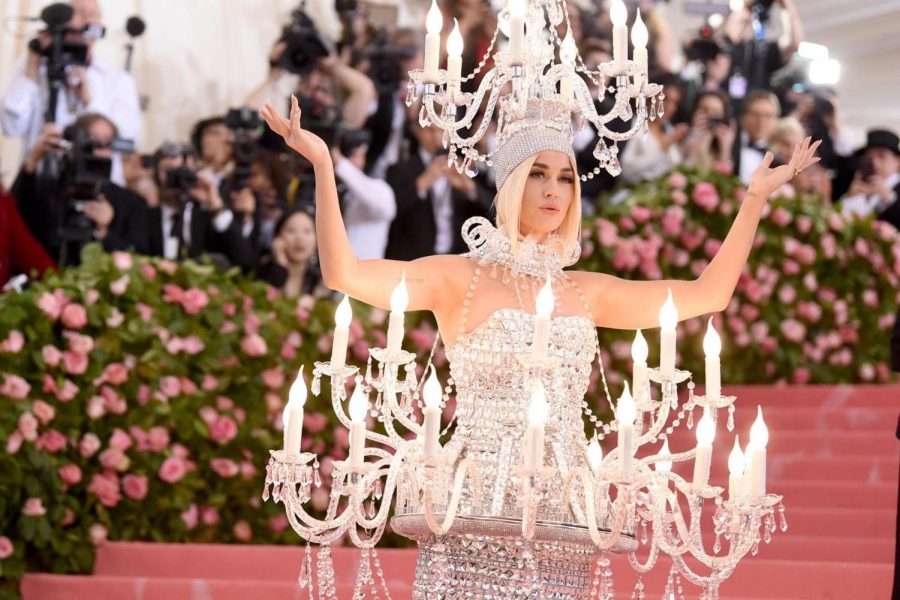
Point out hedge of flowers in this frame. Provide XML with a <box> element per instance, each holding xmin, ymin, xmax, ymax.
<box><xmin>1</xmin><ymin>168</ymin><xmax>898</xmax><ymax>597</ymax></box>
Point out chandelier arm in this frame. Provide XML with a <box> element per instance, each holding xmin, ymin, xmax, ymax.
<box><xmin>672</xmin><ymin>553</ymin><xmax>737</xmax><ymax>588</ymax></box>
<box><xmin>347</xmin><ymin>516</ymin><xmax>388</xmax><ymax>549</ymax></box>
<box><xmin>634</xmin><ymin>399</ymin><xmax>673</xmax><ymax>447</ymax></box>
<box><xmin>381</xmin><ymin>387</ymin><xmax>421</xmax><ymax>442</ymax></box>
<box><xmin>423</xmin><ymin>69</ymin><xmax>501</xmax><ymax>133</ymax></box>
<box><xmin>423</xmin><ymin>458</ymin><xmax>481</xmax><ymax>536</ymax></box>
<box><xmin>284</xmin><ymin>490</ymin><xmax>353</xmax><ymax>543</ymax></box>
<box><xmin>352</xmin><ymin>447</ymin><xmax>410</xmax><ymax>530</ymax></box>
<box><xmin>567</xmin><ymin>467</ymin><xmax>629</xmax><ymax>550</ymax></box>
<box><xmin>627</xmin><ymin>535</ymin><xmax>661</xmax><ymax>574</ymax></box>
<box><xmin>330</xmin><ymin>383</ymin><xmax>396</xmax><ymax>449</ymax></box>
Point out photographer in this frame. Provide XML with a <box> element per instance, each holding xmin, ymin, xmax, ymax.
<box><xmin>840</xmin><ymin>130</ymin><xmax>900</xmax><ymax>229</ymax></box>
<box><xmin>735</xmin><ymin>90</ymin><xmax>781</xmax><ymax>183</ymax></box>
<box><xmin>10</xmin><ymin>113</ymin><xmax>149</xmax><ymax>263</ymax></box>
<box><xmin>145</xmin><ymin>143</ymin><xmax>256</xmax><ymax>269</ymax></box>
<box><xmin>331</xmin><ymin>129</ymin><xmax>396</xmax><ymax>260</ymax></box>
<box><xmin>191</xmin><ymin>116</ymin><xmax>234</xmax><ymax>186</ymax></box>
<box><xmin>681</xmin><ymin>90</ymin><xmax>736</xmax><ymax>173</ymax></box>
<box><xmin>0</xmin><ymin>0</ymin><xmax>140</xmax><ymax>164</ymax></box>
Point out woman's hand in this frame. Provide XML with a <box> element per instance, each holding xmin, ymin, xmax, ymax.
<box><xmin>260</xmin><ymin>96</ymin><xmax>331</xmax><ymax>169</ymax></box>
<box><xmin>749</xmin><ymin>136</ymin><xmax>822</xmax><ymax>199</ymax></box>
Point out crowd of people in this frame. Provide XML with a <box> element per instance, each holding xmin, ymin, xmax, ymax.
<box><xmin>1</xmin><ymin>0</ymin><xmax>898</xmax><ymax>299</ymax></box>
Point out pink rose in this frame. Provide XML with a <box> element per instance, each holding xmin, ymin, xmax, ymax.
<box><xmin>181</xmin><ymin>504</ymin><xmax>199</xmax><ymax>529</ymax></box>
<box><xmin>86</xmin><ymin>397</ymin><xmax>104</xmax><ymax>421</ymax></box>
<box><xmin>136</xmin><ymin>303</ymin><xmax>154</xmax><ymax>321</ymax></box>
<box><xmin>58</xmin><ymin>379</ymin><xmax>78</xmax><ymax>402</ymax></box>
<box><xmin>110</xmin><ymin>275</ymin><xmax>130</xmax><ymax>296</ymax></box>
<box><xmin>6</xmin><ymin>431</ymin><xmax>24</xmax><ymax>454</ymax></box>
<box><xmin>62</xmin><ymin>351</ymin><xmax>88</xmax><ymax>375</ymax></box>
<box><xmin>109</xmin><ymin>428</ymin><xmax>133</xmax><ymax>451</ymax></box>
<box><xmin>262</xmin><ymin>367</ymin><xmax>285</xmax><ymax>389</ymax></box>
<box><xmin>64</xmin><ymin>331</ymin><xmax>94</xmax><ymax>354</ymax></box>
<box><xmin>60</xmin><ymin>303</ymin><xmax>88</xmax><ymax>329</ymax></box>
<box><xmin>85</xmin><ymin>289</ymin><xmax>100</xmax><ymax>306</ymax></box>
<box><xmin>0</xmin><ymin>536</ymin><xmax>13</xmax><ymax>560</ymax></box>
<box><xmin>18</xmin><ymin>412</ymin><xmax>38</xmax><ymax>441</ymax></box>
<box><xmin>162</xmin><ymin>284</ymin><xmax>184</xmax><ymax>304</ymax></box>
<box><xmin>181</xmin><ymin>289</ymin><xmax>209</xmax><ymax>315</ymax></box>
<box><xmin>80</xmin><ymin>433</ymin><xmax>102</xmax><ymax>458</ymax></box>
<box><xmin>208</xmin><ymin>415</ymin><xmax>238</xmax><ymax>445</ymax></box>
<box><xmin>796</xmin><ymin>215</ymin><xmax>812</xmax><ymax>234</ymax></box>
<box><xmin>240</xmin><ymin>334</ymin><xmax>267</xmax><ymax>357</ymax></box>
<box><xmin>201</xmin><ymin>506</ymin><xmax>220</xmax><ymax>526</ymax></box>
<box><xmin>160</xmin><ymin>376</ymin><xmax>181</xmax><ymax>398</ymax></box>
<box><xmin>661</xmin><ymin>206</ymin><xmax>684</xmax><ymax>237</ymax></box>
<box><xmin>202</xmin><ymin>374</ymin><xmax>218</xmax><ymax>391</ymax></box>
<box><xmin>268</xmin><ymin>514</ymin><xmax>289</xmax><ymax>534</ymax></box>
<box><xmin>210</xmin><ymin>458</ymin><xmax>239</xmax><ymax>478</ymax></box>
<box><xmin>1</xmin><ymin>374</ymin><xmax>31</xmax><ymax>399</ymax></box>
<box><xmin>36</xmin><ymin>430</ymin><xmax>66</xmax><ymax>453</ymax></box>
<box><xmin>180</xmin><ymin>377</ymin><xmax>197</xmax><ymax>395</ymax></box>
<box><xmin>22</xmin><ymin>497</ymin><xmax>46</xmax><ymax>517</ymax></box>
<box><xmin>0</xmin><ymin>330</ymin><xmax>24</xmax><ymax>353</ymax></box>
<box><xmin>692</xmin><ymin>182</ymin><xmax>719</xmax><ymax>212</ymax></box>
<box><xmin>703</xmin><ymin>239</ymin><xmax>722</xmax><ymax>258</ymax></box>
<box><xmin>106</xmin><ymin>308</ymin><xmax>125</xmax><ymax>328</ymax></box>
<box><xmin>112</xmin><ymin>251</ymin><xmax>133</xmax><ymax>270</ymax></box>
<box><xmin>791</xmin><ymin>367</ymin><xmax>811</xmax><ymax>385</ymax></box>
<box><xmin>159</xmin><ymin>457</ymin><xmax>188</xmax><ymax>484</ymax></box>
<box><xmin>220</xmin><ymin>321</ymin><xmax>238</xmax><ymax>334</ymax></box>
<box><xmin>771</xmin><ymin>207</ymin><xmax>792</xmax><ymax>227</ymax></box>
<box><xmin>780</xmin><ymin>319</ymin><xmax>807</xmax><ymax>343</ymax></box>
<box><xmin>100</xmin><ymin>386</ymin><xmax>127</xmax><ymax>415</ymax></box>
<box><xmin>244</xmin><ymin>313</ymin><xmax>261</xmax><ymax>334</ymax></box>
<box><xmin>147</xmin><ymin>427</ymin><xmax>170</xmax><ymax>452</ymax></box>
<box><xmin>140</xmin><ymin>263</ymin><xmax>157</xmax><ymax>280</ymax></box>
<box><xmin>102</xmin><ymin>363</ymin><xmax>129</xmax><ymax>385</ymax></box>
<box><xmin>183</xmin><ymin>336</ymin><xmax>205</xmax><ymax>355</ymax></box>
<box><xmin>778</xmin><ymin>284</ymin><xmax>797</xmax><ymax>304</ymax></box>
<box><xmin>42</xmin><ymin>345</ymin><xmax>62</xmax><ymax>367</ymax></box>
<box><xmin>122</xmin><ymin>474</ymin><xmax>149</xmax><ymax>501</ymax></box>
<box><xmin>100</xmin><ymin>448</ymin><xmax>130</xmax><ymax>472</ymax></box>
<box><xmin>36</xmin><ymin>291</ymin><xmax>65</xmax><ymax>320</ymax></box>
<box><xmin>631</xmin><ymin>205</ymin><xmax>652</xmax><ymax>224</ymax></box>
<box><xmin>287</xmin><ymin>330</ymin><xmax>303</xmax><ymax>346</ymax></box>
<box><xmin>165</xmin><ymin>337</ymin><xmax>184</xmax><ymax>355</ymax></box>
<box><xmin>232</xmin><ymin>520</ymin><xmax>252</xmax><ymax>542</ymax></box>
<box><xmin>666</xmin><ymin>171</ymin><xmax>688</xmax><ymax>190</ymax></box>
<box><xmin>199</xmin><ymin>406</ymin><xmax>218</xmax><ymax>424</ymax></box>
<box><xmin>89</xmin><ymin>523</ymin><xmax>108</xmax><ymax>545</ymax></box>
<box><xmin>59</xmin><ymin>464</ymin><xmax>82</xmax><ymax>486</ymax></box>
<box><xmin>88</xmin><ymin>471</ymin><xmax>122</xmax><ymax>507</ymax></box>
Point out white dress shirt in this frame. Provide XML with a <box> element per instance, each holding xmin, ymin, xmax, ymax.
<box><xmin>620</xmin><ymin>129</ymin><xmax>683</xmax><ymax>184</ymax></box>
<box><xmin>335</xmin><ymin>158</ymin><xmax>396</xmax><ymax>260</ymax></box>
<box><xmin>159</xmin><ymin>202</ymin><xmax>234</xmax><ymax>260</ymax></box>
<box><xmin>417</xmin><ymin>149</ymin><xmax>453</xmax><ymax>254</ymax></box>
<box><xmin>1</xmin><ymin>60</ymin><xmax>142</xmax><ymax>164</ymax></box>
<box><xmin>841</xmin><ymin>173</ymin><xmax>900</xmax><ymax>218</ymax></box>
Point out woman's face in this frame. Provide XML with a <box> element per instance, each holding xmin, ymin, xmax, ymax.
<box><xmin>696</xmin><ymin>94</ymin><xmax>726</xmax><ymax>120</ymax></box>
<box><xmin>519</xmin><ymin>151</ymin><xmax>576</xmax><ymax>241</ymax></box>
<box><xmin>279</xmin><ymin>212</ymin><xmax>316</xmax><ymax>265</ymax></box>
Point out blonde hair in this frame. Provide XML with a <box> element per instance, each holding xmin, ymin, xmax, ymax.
<box><xmin>494</xmin><ymin>154</ymin><xmax>582</xmax><ymax>256</ymax></box>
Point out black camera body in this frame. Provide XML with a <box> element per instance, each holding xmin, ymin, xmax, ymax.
<box><xmin>165</xmin><ymin>166</ymin><xmax>198</xmax><ymax>194</ymax></box>
<box><xmin>225</xmin><ymin>107</ymin><xmax>262</xmax><ymax>191</ymax></box>
<box><xmin>365</xmin><ymin>31</ymin><xmax>417</xmax><ymax>94</ymax></box>
<box><xmin>276</xmin><ymin>8</ymin><xmax>330</xmax><ymax>76</ymax></box>
<box><xmin>685</xmin><ymin>25</ymin><xmax>723</xmax><ymax>63</ymax></box>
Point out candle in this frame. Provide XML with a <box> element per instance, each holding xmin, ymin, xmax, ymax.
<box><xmin>692</xmin><ymin>410</ymin><xmax>715</xmax><ymax>491</ymax></box>
<box><xmin>423</xmin><ymin>0</ymin><xmax>442</xmax><ymax>82</ymax></box>
<box><xmin>559</xmin><ymin>31</ymin><xmax>577</xmax><ymax>103</ymax></box>
<box><xmin>610</xmin><ymin>0</ymin><xmax>628</xmax><ymax>70</ymax></box>
<box><xmin>631</xmin><ymin>329</ymin><xmax>648</xmax><ymax>402</ymax></box>
<box><xmin>587</xmin><ymin>437</ymin><xmax>603</xmax><ymax>474</ymax></box>
<box><xmin>348</xmin><ymin>383</ymin><xmax>368</xmax><ymax>468</ymax></box>
<box><xmin>523</xmin><ymin>380</ymin><xmax>549</xmax><ymax>471</ymax></box>
<box><xmin>631</xmin><ymin>9</ymin><xmax>649</xmax><ymax>93</ymax></box>
<box><xmin>617</xmin><ymin>382</ymin><xmax>636</xmax><ymax>479</ymax></box>
<box><xmin>330</xmin><ymin>295</ymin><xmax>352</xmax><ymax>369</ymax></box>
<box><xmin>747</xmin><ymin>406</ymin><xmax>768</xmax><ymax>496</ymax></box>
<box><xmin>728</xmin><ymin>435</ymin><xmax>745</xmax><ymax>501</ymax></box>
<box><xmin>658</xmin><ymin>289</ymin><xmax>678</xmax><ymax>378</ymax></box>
<box><xmin>508</xmin><ymin>0</ymin><xmax>526</xmax><ymax>62</ymax></box>
<box><xmin>447</xmin><ymin>19</ymin><xmax>464</xmax><ymax>99</ymax></box>
<box><xmin>703</xmin><ymin>317</ymin><xmax>722</xmax><ymax>403</ymax></box>
<box><xmin>531</xmin><ymin>275</ymin><xmax>554</xmax><ymax>360</ymax></box>
<box><xmin>387</xmin><ymin>273</ymin><xmax>409</xmax><ymax>353</ymax></box>
<box><xmin>422</xmin><ymin>365</ymin><xmax>443</xmax><ymax>460</ymax></box>
<box><xmin>283</xmin><ymin>366</ymin><xmax>307</xmax><ymax>455</ymax></box>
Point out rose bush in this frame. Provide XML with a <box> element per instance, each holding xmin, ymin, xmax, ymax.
<box><xmin>1</xmin><ymin>168</ymin><xmax>897</xmax><ymax>598</ymax></box>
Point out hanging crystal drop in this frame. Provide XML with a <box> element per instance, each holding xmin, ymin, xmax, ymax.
<box><xmin>298</xmin><ymin>545</ymin><xmax>312</xmax><ymax>587</ymax></box>
<box><xmin>374</xmin><ymin>392</ymin><xmax>383</xmax><ymax>411</ymax></box>
<box><xmin>405</xmin><ymin>82</ymin><xmax>415</xmax><ymax>107</ymax></box>
<box><xmin>418</xmin><ymin>105</ymin><xmax>429</xmax><ymax>127</ymax></box>
<box><xmin>631</xmin><ymin>579</ymin><xmax>644</xmax><ymax>600</ymax></box>
<box><xmin>751</xmin><ymin>539</ymin><xmax>760</xmax><ymax>555</ymax></box>
<box><xmin>464</xmin><ymin>159</ymin><xmax>479</xmax><ymax>178</ymax></box>
<box><xmin>779</xmin><ymin>504</ymin><xmax>788</xmax><ymax>531</ymax></box>
<box><xmin>639</xmin><ymin>520</ymin><xmax>648</xmax><ymax>545</ymax></box>
<box><xmin>272</xmin><ymin>482</ymin><xmax>282</xmax><ymax>503</ymax></box>
<box><xmin>686</xmin><ymin>407</ymin><xmax>694</xmax><ymax>430</ymax></box>
<box><xmin>261</xmin><ymin>484</ymin><xmax>270</xmax><ymax>502</ymax></box>
<box><xmin>727</xmin><ymin>404</ymin><xmax>735</xmax><ymax>432</ymax></box>
<box><xmin>311</xmin><ymin>374</ymin><xmax>321</xmax><ymax>397</ymax></box>
<box><xmin>713</xmin><ymin>533</ymin><xmax>721</xmax><ymax>554</ymax></box>
<box><xmin>364</xmin><ymin>358</ymin><xmax>373</xmax><ymax>383</ymax></box>
<box><xmin>657</xmin><ymin>96</ymin><xmax>666</xmax><ymax>119</ymax></box>
<box><xmin>367</xmin><ymin>499</ymin><xmax>376</xmax><ymax>519</ymax></box>
<box><xmin>593</xmin><ymin>139</ymin><xmax>611</xmax><ymax>163</ymax></box>
<box><xmin>313</xmin><ymin>468</ymin><xmax>322</xmax><ymax>488</ymax></box>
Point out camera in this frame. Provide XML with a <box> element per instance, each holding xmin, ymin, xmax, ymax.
<box><xmin>225</xmin><ymin>107</ymin><xmax>262</xmax><ymax>190</ymax></box>
<box><xmin>297</xmin><ymin>94</ymin><xmax>341</xmax><ymax>148</ymax></box>
<box><xmin>365</xmin><ymin>31</ymin><xmax>417</xmax><ymax>94</ymax></box>
<box><xmin>685</xmin><ymin>25</ymin><xmax>723</xmax><ymax>63</ymax></box>
<box><xmin>165</xmin><ymin>165</ymin><xmax>198</xmax><ymax>193</ymax></box>
<box><xmin>276</xmin><ymin>6</ymin><xmax>330</xmax><ymax>76</ymax></box>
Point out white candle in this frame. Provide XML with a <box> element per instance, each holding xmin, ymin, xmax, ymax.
<box><xmin>587</xmin><ymin>437</ymin><xmax>603</xmax><ymax>474</ymax></box>
<box><xmin>703</xmin><ymin>317</ymin><xmax>722</xmax><ymax>403</ymax></box>
<box><xmin>422</xmin><ymin>365</ymin><xmax>443</xmax><ymax>460</ymax></box>
<box><xmin>617</xmin><ymin>382</ymin><xmax>636</xmax><ymax>479</ymax></box>
<box><xmin>446</xmin><ymin>19</ymin><xmax>464</xmax><ymax>98</ymax></box>
<box><xmin>747</xmin><ymin>406</ymin><xmax>768</xmax><ymax>496</ymax></box>
<box><xmin>531</xmin><ymin>275</ymin><xmax>554</xmax><ymax>360</ymax></box>
<box><xmin>728</xmin><ymin>435</ymin><xmax>745</xmax><ymax>501</ymax></box>
<box><xmin>386</xmin><ymin>273</ymin><xmax>408</xmax><ymax>353</ymax></box>
<box><xmin>330</xmin><ymin>295</ymin><xmax>352</xmax><ymax>369</ymax></box>
<box><xmin>283</xmin><ymin>366</ymin><xmax>307</xmax><ymax>455</ymax></box>
<box><xmin>631</xmin><ymin>329</ymin><xmax>648</xmax><ymax>402</ymax></box>
<box><xmin>610</xmin><ymin>0</ymin><xmax>628</xmax><ymax>70</ymax></box>
<box><xmin>523</xmin><ymin>380</ymin><xmax>548</xmax><ymax>470</ymax></box>
<box><xmin>423</xmin><ymin>0</ymin><xmax>443</xmax><ymax>82</ymax></box>
<box><xmin>692</xmin><ymin>410</ymin><xmax>715</xmax><ymax>491</ymax></box>
<box><xmin>508</xmin><ymin>0</ymin><xmax>526</xmax><ymax>62</ymax></box>
<box><xmin>559</xmin><ymin>31</ymin><xmax>577</xmax><ymax>103</ymax></box>
<box><xmin>658</xmin><ymin>289</ymin><xmax>678</xmax><ymax>378</ymax></box>
<box><xmin>348</xmin><ymin>383</ymin><xmax>368</xmax><ymax>468</ymax></box>
<box><xmin>631</xmin><ymin>9</ymin><xmax>649</xmax><ymax>92</ymax></box>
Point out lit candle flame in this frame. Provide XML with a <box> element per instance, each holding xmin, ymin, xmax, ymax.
<box><xmin>509</xmin><ymin>0</ymin><xmax>526</xmax><ymax>19</ymax></box>
<box><xmin>610</xmin><ymin>0</ymin><xmax>627</xmax><ymax>26</ymax></box>
<box><xmin>658</xmin><ymin>288</ymin><xmax>678</xmax><ymax>331</ymax></box>
<box><xmin>447</xmin><ymin>18</ymin><xmax>463</xmax><ymax>56</ymax></box>
<box><xmin>527</xmin><ymin>380</ymin><xmax>549</xmax><ymax>425</ymax></box>
<box><xmin>390</xmin><ymin>272</ymin><xmax>409</xmax><ymax>313</ymax></box>
<box><xmin>631</xmin><ymin>9</ymin><xmax>648</xmax><ymax>49</ymax></box>
<box><xmin>588</xmin><ymin>437</ymin><xmax>603</xmax><ymax>470</ymax></box>
<box><xmin>703</xmin><ymin>317</ymin><xmax>721</xmax><ymax>358</ymax></box>
<box><xmin>696</xmin><ymin>410</ymin><xmax>716</xmax><ymax>445</ymax></box>
<box><xmin>349</xmin><ymin>383</ymin><xmax>368</xmax><ymax>422</ymax></box>
<box><xmin>283</xmin><ymin>365</ymin><xmax>307</xmax><ymax>428</ymax></box>
<box><xmin>560</xmin><ymin>31</ymin><xmax>577</xmax><ymax>63</ymax></box>
<box><xmin>335</xmin><ymin>295</ymin><xmax>352</xmax><ymax>328</ymax></box>
<box><xmin>728</xmin><ymin>435</ymin><xmax>745</xmax><ymax>475</ymax></box>
<box><xmin>749</xmin><ymin>406</ymin><xmax>769</xmax><ymax>448</ymax></box>
<box><xmin>426</xmin><ymin>0</ymin><xmax>442</xmax><ymax>34</ymax></box>
<box><xmin>632</xmin><ymin>329</ymin><xmax>648</xmax><ymax>363</ymax></box>
<box><xmin>423</xmin><ymin>365</ymin><xmax>442</xmax><ymax>409</ymax></box>
<box><xmin>617</xmin><ymin>381</ymin><xmax>636</xmax><ymax>425</ymax></box>
<box><xmin>656</xmin><ymin>437</ymin><xmax>672</xmax><ymax>473</ymax></box>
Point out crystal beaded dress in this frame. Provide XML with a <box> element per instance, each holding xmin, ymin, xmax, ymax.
<box><xmin>391</xmin><ymin>218</ymin><xmax>619</xmax><ymax>599</ymax></box>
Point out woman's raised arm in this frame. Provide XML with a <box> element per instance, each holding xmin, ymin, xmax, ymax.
<box><xmin>572</xmin><ymin>137</ymin><xmax>821</xmax><ymax>330</ymax></box>
<box><xmin>260</xmin><ymin>97</ymin><xmax>466</xmax><ymax>313</ymax></box>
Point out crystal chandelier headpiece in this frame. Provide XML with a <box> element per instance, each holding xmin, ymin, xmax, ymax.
<box><xmin>492</xmin><ymin>98</ymin><xmax>577</xmax><ymax>190</ymax></box>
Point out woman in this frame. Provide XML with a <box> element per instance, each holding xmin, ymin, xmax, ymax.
<box><xmin>260</xmin><ymin>96</ymin><xmax>819</xmax><ymax>596</ymax></box>
<box><xmin>682</xmin><ymin>89</ymin><xmax>736</xmax><ymax>173</ymax></box>
<box><xmin>258</xmin><ymin>207</ymin><xmax>326</xmax><ymax>299</ymax></box>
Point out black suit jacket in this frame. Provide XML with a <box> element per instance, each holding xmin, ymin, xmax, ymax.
<box><xmin>875</xmin><ymin>181</ymin><xmax>900</xmax><ymax>231</ymax></box>
<box><xmin>147</xmin><ymin>203</ymin><xmax>256</xmax><ymax>270</ymax></box>
<box><xmin>384</xmin><ymin>153</ymin><xmax>492</xmax><ymax>261</ymax></box>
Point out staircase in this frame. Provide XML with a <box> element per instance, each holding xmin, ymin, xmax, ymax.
<box><xmin>20</xmin><ymin>385</ymin><xmax>898</xmax><ymax>599</ymax></box>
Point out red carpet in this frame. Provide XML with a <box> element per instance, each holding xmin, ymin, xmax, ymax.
<box><xmin>21</xmin><ymin>385</ymin><xmax>898</xmax><ymax>599</ymax></box>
